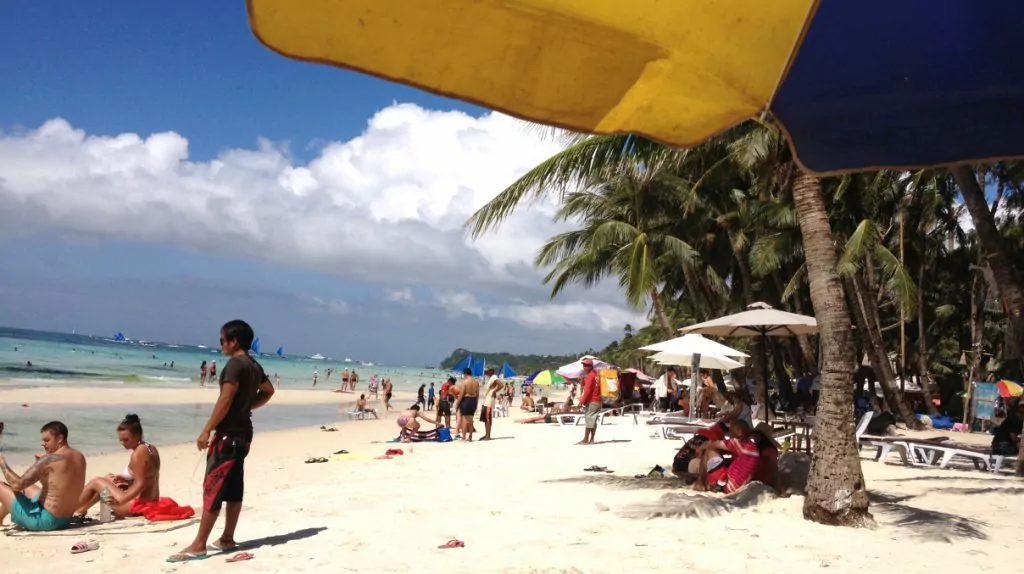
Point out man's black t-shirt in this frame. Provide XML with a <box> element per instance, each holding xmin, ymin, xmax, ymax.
<box><xmin>216</xmin><ymin>355</ymin><xmax>267</xmax><ymax>438</ymax></box>
<box><xmin>992</xmin><ymin>413</ymin><xmax>1023</xmax><ymax>448</ymax></box>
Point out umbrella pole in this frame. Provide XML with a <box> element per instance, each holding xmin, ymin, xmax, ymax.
<box><xmin>762</xmin><ymin>331</ymin><xmax>770</xmax><ymax>423</ymax></box>
<box><xmin>689</xmin><ymin>353</ymin><xmax>701</xmax><ymax>422</ymax></box>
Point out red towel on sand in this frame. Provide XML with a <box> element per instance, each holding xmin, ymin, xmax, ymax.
<box><xmin>129</xmin><ymin>497</ymin><xmax>196</xmax><ymax>521</ymax></box>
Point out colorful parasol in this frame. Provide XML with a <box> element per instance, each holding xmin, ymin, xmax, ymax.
<box><xmin>245</xmin><ymin>0</ymin><xmax>1024</xmax><ymax>174</ymax></box>
<box><xmin>996</xmin><ymin>380</ymin><xmax>1023</xmax><ymax>399</ymax></box>
<box><xmin>526</xmin><ymin>370</ymin><xmax>566</xmax><ymax>386</ymax></box>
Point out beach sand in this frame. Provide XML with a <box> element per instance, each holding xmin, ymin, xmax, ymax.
<box><xmin>1</xmin><ymin>389</ymin><xmax>1022</xmax><ymax>573</ymax></box>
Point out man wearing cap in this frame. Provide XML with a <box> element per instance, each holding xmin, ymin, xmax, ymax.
<box><xmin>576</xmin><ymin>359</ymin><xmax>602</xmax><ymax>445</ymax></box>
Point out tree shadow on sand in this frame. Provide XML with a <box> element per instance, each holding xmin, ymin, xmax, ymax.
<box><xmin>873</xmin><ymin>475</ymin><xmax>1009</xmax><ymax>483</ymax></box>
<box><xmin>617</xmin><ymin>483</ymin><xmax>778</xmax><ymax>519</ymax></box>
<box><xmin>237</xmin><ymin>527</ymin><xmax>328</xmax><ymax>551</ymax></box>
<box><xmin>869</xmin><ymin>491</ymin><xmax>987</xmax><ymax>542</ymax></box>
<box><xmin>544</xmin><ymin>474</ymin><xmax>690</xmax><ymax>491</ymax></box>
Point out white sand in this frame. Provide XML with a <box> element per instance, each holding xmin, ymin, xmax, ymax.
<box><xmin>1</xmin><ymin>391</ymin><xmax>1022</xmax><ymax>573</ymax></box>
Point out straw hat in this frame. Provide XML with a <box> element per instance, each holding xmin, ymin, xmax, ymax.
<box><xmin>753</xmin><ymin>422</ymin><xmax>780</xmax><ymax>448</ymax></box>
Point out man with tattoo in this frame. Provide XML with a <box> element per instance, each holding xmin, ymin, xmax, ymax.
<box><xmin>168</xmin><ymin>319</ymin><xmax>275</xmax><ymax>563</ymax></box>
<box><xmin>0</xmin><ymin>421</ymin><xmax>86</xmax><ymax>531</ymax></box>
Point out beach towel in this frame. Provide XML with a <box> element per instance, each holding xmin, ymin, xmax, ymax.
<box><xmin>723</xmin><ymin>438</ymin><xmax>760</xmax><ymax>494</ymax></box>
<box><xmin>929</xmin><ymin>415</ymin><xmax>954</xmax><ymax>430</ymax></box>
<box><xmin>129</xmin><ymin>498</ymin><xmax>195</xmax><ymax>521</ymax></box>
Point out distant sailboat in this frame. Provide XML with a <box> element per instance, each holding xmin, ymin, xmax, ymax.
<box><xmin>311</xmin><ymin>353</ymin><xmax>326</xmax><ymax>360</ymax></box>
<box><xmin>251</xmin><ymin>337</ymin><xmax>261</xmax><ymax>355</ymax></box>
<box><xmin>276</xmin><ymin>346</ymin><xmax>285</xmax><ymax>358</ymax></box>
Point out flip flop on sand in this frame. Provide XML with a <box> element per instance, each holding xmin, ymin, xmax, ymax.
<box><xmin>333</xmin><ymin>449</ymin><xmax>349</xmax><ymax>455</ymax></box>
<box><xmin>385</xmin><ymin>448</ymin><xmax>404</xmax><ymax>456</ymax></box>
<box><xmin>321</xmin><ymin>427</ymin><xmax>338</xmax><ymax>432</ymax></box>
<box><xmin>226</xmin><ymin>552</ymin><xmax>254</xmax><ymax>563</ymax></box>
<box><xmin>71</xmin><ymin>540</ymin><xmax>98</xmax><ymax>554</ymax></box>
<box><xmin>167</xmin><ymin>552</ymin><xmax>209</xmax><ymax>563</ymax></box>
<box><xmin>304</xmin><ymin>457</ymin><xmax>328</xmax><ymax>464</ymax></box>
<box><xmin>438</xmin><ymin>539</ymin><xmax>465</xmax><ymax>549</ymax></box>
<box><xmin>584</xmin><ymin>465</ymin><xmax>606</xmax><ymax>472</ymax></box>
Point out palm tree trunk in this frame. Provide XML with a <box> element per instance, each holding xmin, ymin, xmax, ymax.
<box><xmin>650</xmin><ymin>287</ymin><xmax>674</xmax><ymax>338</ymax></box>
<box><xmin>915</xmin><ymin>255</ymin><xmax>940</xmax><ymax>417</ymax></box>
<box><xmin>952</xmin><ymin>165</ymin><xmax>1024</xmax><ymax>374</ymax></box>
<box><xmin>792</xmin><ymin>171</ymin><xmax>871</xmax><ymax>526</ymax></box>
<box><xmin>844</xmin><ymin>273</ymin><xmax>922</xmax><ymax>429</ymax></box>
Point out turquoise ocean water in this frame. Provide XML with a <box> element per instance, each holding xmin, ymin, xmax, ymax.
<box><xmin>0</xmin><ymin>327</ymin><xmax>449</xmax><ymax>465</ymax></box>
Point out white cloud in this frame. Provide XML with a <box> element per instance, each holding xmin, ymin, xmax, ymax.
<box><xmin>0</xmin><ymin>105</ymin><xmax>646</xmax><ymax>333</ymax></box>
<box><xmin>383</xmin><ymin>287</ymin><xmax>414</xmax><ymax>302</ymax></box>
<box><xmin>434</xmin><ymin>290</ymin><xmax>645</xmax><ymax>332</ymax></box>
<box><xmin>298</xmin><ymin>294</ymin><xmax>351</xmax><ymax>316</ymax></box>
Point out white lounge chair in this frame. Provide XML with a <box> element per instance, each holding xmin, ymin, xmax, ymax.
<box><xmin>904</xmin><ymin>441</ymin><xmax>1016</xmax><ymax>473</ymax></box>
<box><xmin>854</xmin><ymin>411</ymin><xmax>917</xmax><ymax>463</ymax></box>
<box><xmin>346</xmin><ymin>410</ymin><xmax>370</xmax><ymax>420</ymax></box>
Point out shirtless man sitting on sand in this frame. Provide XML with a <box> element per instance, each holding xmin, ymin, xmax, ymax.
<box><xmin>0</xmin><ymin>421</ymin><xmax>87</xmax><ymax>531</ymax></box>
<box><xmin>74</xmin><ymin>414</ymin><xmax>161</xmax><ymax>519</ymax></box>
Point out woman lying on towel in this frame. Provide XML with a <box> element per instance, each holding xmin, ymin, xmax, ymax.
<box><xmin>74</xmin><ymin>414</ymin><xmax>161</xmax><ymax>519</ymax></box>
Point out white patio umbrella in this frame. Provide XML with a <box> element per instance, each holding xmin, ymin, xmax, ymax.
<box><xmin>679</xmin><ymin>302</ymin><xmax>819</xmax><ymax>421</ymax></box>
<box><xmin>640</xmin><ymin>334</ymin><xmax>749</xmax><ymax>358</ymax></box>
<box><xmin>556</xmin><ymin>355</ymin><xmax>610</xmax><ymax>379</ymax></box>
<box><xmin>648</xmin><ymin>351</ymin><xmax>744</xmax><ymax>371</ymax></box>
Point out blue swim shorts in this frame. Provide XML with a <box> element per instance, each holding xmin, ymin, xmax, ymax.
<box><xmin>10</xmin><ymin>494</ymin><xmax>71</xmax><ymax>532</ymax></box>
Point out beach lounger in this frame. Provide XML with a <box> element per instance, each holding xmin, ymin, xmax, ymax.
<box><xmin>346</xmin><ymin>410</ymin><xmax>371</xmax><ymax>420</ymax></box>
<box><xmin>904</xmin><ymin>442</ymin><xmax>1017</xmax><ymax>473</ymax></box>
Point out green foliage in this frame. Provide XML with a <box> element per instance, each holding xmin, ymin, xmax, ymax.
<box><xmin>437</xmin><ymin>348</ymin><xmax>582</xmax><ymax>374</ymax></box>
<box><xmin>465</xmin><ymin>121</ymin><xmax>1024</xmax><ymax>388</ymax></box>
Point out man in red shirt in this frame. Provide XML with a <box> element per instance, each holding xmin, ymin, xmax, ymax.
<box><xmin>577</xmin><ymin>359</ymin><xmax>602</xmax><ymax>445</ymax></box>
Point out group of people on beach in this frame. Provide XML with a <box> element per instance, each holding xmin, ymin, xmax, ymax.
<box><xmin>0</xmin><ymin>417</ymin><xmax>160</xmax><ymax>533</ymax></box>
<box><xmin>394</xmin><ymin>365</ymin><xmax>506</xmax><ymax>443</ymax></box>
<box><xmin>1</xmin><ymin>320</ymin><xmax>276</xmax><ymax>564</ymax></box>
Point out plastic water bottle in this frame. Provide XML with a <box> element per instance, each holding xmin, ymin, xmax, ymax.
<box><xmin>781</xmin><ymin>437</ymin><xmax>792</xmax><ymax>454</ymax></box>
<box><xmin>99</xmin><ymin>487</ymin><xmax>113</xmax><ymax>523</ymax></box>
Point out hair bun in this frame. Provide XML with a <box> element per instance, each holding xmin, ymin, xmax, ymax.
<box><xmin>124</xmin><ymin>414</ymin><xmax>140</xmax><ymax>423</ymax></box>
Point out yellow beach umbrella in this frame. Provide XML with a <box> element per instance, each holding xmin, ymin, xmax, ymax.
<box><xmin>246</xmin><ymin>0</ymin><xmax>809</xmax><ymax>150</ymax></box>
<box><xmin>245</xmin><ymin>1</ymin><xmax>1024</xmax><ymax>173</ymax></box>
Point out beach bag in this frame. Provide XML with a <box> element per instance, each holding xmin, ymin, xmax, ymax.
<box><xmin>437</xmin><ymin>427</ymin><xmax>453</xmax><ymax>442</ymax></box>
<box><xmin>599</xmin><ymin>369</ymin><xmax>619</xmax><ymax>401</ymax></box>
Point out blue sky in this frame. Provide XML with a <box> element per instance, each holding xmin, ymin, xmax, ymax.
<box><xmin>0</xmin><ymin>1</ymin><xmax>643</xmax><ymax>364</ymax></box>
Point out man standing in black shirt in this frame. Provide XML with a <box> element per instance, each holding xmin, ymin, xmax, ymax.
<box><xmin>168</xmin><ymin>320</ymin><xmax>275</xmax><ymax>563</ymax></box>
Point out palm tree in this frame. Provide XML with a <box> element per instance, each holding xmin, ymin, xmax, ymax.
<box><xmin>951</xmin><ymin>165</ymin><xmax>1024</xmax><ymax>375</ymax></box>
<box><xmin>724</xmin><ymin>127</ymin><xmax>871</xmax><ymax>524</ymax></box>
<box><xmin>534</xmin><ymin>172</ymin><xmax>700</xmax><ymax>337</ymax></box>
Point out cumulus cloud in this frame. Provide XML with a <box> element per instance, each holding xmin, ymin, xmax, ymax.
<box><xmin>0</xmin><ymin>104</ymin><xmax>647</xmax><ymax>334</ymax></box>
<box><xmin>383</xmin><ymin>287</ymin><xmax>414</xmax><ymax>303</ymax></box>
<box><xmin>434</xmin><ymin>290</ymin><xmax>645</xmax><ymax>332</ymax></box>
<box><xmin>299</xmin><ymin>294</ymin><xmax>351</xmax><ymax>316</ymax></box>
